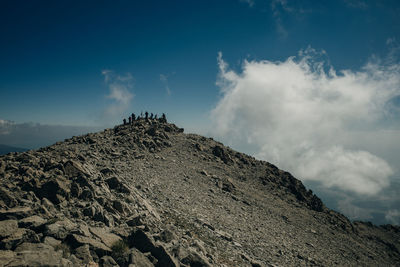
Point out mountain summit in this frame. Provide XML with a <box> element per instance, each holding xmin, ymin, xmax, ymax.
<box><xmin>0</xmin><ymin>118</ymin><xmax>399</xmax><ymax>266</ymax></box>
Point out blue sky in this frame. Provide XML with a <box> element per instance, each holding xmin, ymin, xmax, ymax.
<box><xmin>1</xmin><ymin>0</ymin><xmax>400</xmax><ymax>225</ymax></box>
<box><xmin>1</xmin><ymin>0</ymin><xmax>399</xmax><ymax>126</ymax></box>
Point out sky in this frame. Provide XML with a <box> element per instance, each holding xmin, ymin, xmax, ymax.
<box><xmin>1</xmin><ymin>0</ymin><xmax>400</xmax><ymax>225</ymax></box>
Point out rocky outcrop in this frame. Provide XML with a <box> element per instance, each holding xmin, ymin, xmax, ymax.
<box><xmin>0</xmin><ymin>119</ymin><xmax>399</xmax><ymax>266</ymax></box>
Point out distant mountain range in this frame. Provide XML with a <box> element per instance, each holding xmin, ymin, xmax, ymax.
<box><xmin>0</xmin><ymin>144</ymin><xmax>28</xmax><ymax>155</ymax></box>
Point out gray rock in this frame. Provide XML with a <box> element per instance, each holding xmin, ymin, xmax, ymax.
<box><xmin>0</xmin><ymin>219</ymin><xmax>18</xmax><ymax>238</ymax></box>
<box><xmin>8</xmin><ymin>242</ymin><xmax>72</xmax><ymax>266</ymax></box>
<box><xmin>64</xmin><ymin>160</ymin><xmax>89</xmax><ymax>178</ymax></box>
<box><xmin>129</xmin><ymin>248</ymin><xmax>154</xmax><ymax>267</ymax></box>
<box><xmin>75</xmin><ymin>244</ymin><xmax>93</xmax><ymax>264</ymax></box>
<box><xmin>181</xmin><ymin>248</ymin><xmax>211</xmax><ymax>267</ymax></box>
<box><xmin>0</xmin><ymin>250</ymin><xmax>15</xmax><ymax>266</ymax></box>
<box><xmin>19</xmin><ymin>215</ymin><xmax>47</xmax><ymax>229</ymax></box>
<box><xmin>100</xmin><ymin>255</ymin><xmax>119</xmax><ymax>267</ymax></box>
<box><xmin>45</xmin><ymin>218</ymin><xmax>77</xmax><ymax>240</ymax></box>
<box><xmin>0</xmin><ymin>206</ymin><xmax>32</xmax><ymax>220</ymax></box>
<box><xmin>0</xmin><ymin>228</ymin><xmax>39</xmax><ymax>250</ymax></box>
<box><xmin>43</xmin><ymin>236</ymin><xmax>62</xmax><ymax>247</ymax></box>
<box><xmin>0</xmin><ymin>188</ymin><xmax>18</xmax><ymax>208</ymax></box>
<box><xmin>89</xmin><ymin>227</ymin><xmax>122</xmax><ymax>248</ymax></box>
<box><xmin>66</xmin><ymin>233</ymin><xmax>111</xmax><ymax>257</ymax></box>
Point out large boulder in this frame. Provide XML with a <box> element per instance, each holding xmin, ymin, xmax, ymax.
<box><xmin>37</xmin><ymin>177</ymin><xmax>71</xmax><ymax>204</ymax></box>
<box><xmin>8</xmin><ymin>242</ymin><xmax>73</xmax><ymax>266</ymax></box>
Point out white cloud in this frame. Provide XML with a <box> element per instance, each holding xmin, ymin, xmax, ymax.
<box><xmin>211</xmin><ymin>49</ymin><xmax>400</xmax><ymax>197</ymax></box>
<box><xmin>102</xmin><ymin>70</ymin><xmax>134</xmax><ymax>120</ymax></box>
<box><xmin>160</xmin><ymin>74</ymin><xmax>172</xmax><ymax>96</ymax></box>
<box><xmin>385</xmin><ymin>210</ymin><xmax>400</xmax><ymax>225</ymax></box>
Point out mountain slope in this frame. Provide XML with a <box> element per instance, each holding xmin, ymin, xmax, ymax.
<box><xmin>0</xmin><ymin>119</ymin><xmax>399</xmax><ymax>266</ymax></box>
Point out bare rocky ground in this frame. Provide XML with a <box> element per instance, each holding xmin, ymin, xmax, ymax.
<box><xmin>0</xmin><ymin>118</ymin><xmax>399</xmax><ymax>266</ymax></box>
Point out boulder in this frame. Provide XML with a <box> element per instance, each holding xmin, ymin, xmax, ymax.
<box><xmin>100</xmin><ymin>255</ymin><xmax>119</xmax><ymax>267</ymax></box>
<box><xmin>0</xmin><ymin>219</ymin><xmax>18</xmax><ymax>238</ymax></box>
<box><xmin>106</xmin><ymin>177</ymin><xmax>130</xmax><ymax>193</ymax></box>
<box><xmin>0</xmin><ymin>250</ymin><xmax>15</xmax><ymax>266</ymax></box>
<box><xmin>212</xmin><ymin>145</ymin><xmax>233</xmax><ymax>164</ymax></box>
<box><xmin>129</xmin><ymin>248</ymin><xmax>154</xmax><ymax>267</ymax></box>
<box><xmin>89</xmin><ymin>227</ymin><xmax>122</xmax><ymax>248</ymax></box>
<box><xmin>8</xmin><ymin>242</ymin><xmax>72</xmax><ymax>266</ymax></box>
<box><xmin>0</xmin><ymin>188</ymin><xmax>18</xmax><ymax>208</ymax></box>
<box><xmin>19</xmin><ymin>215</ymin><xmax>47</xmax><ymax>230</ymax></box>
<box><xmin>0</xmin><ymin>206</ymin><xmax>32</xmax><ymax>220</ymax></box>
<box><xmin>129</xmin><ymin>229</ymin><xmax>178</xmax><ymax>267</ymax></box>
<box><xmin>0</xmin><ymin>228</ymin><xmax>39</xmax><ymax>250</ymax></box>
<box><xmin>45</xmin><ymin>218</ymin><xmax>77</xmax><ymax>240</ymax></box>
<box><xmin>64</xmin><ymin>160</ymin><xmax>89</xmax><ymax>178</ymax></box>
<box><xmin>75</xmin><ymin>244</ymin><xmax>93</xmax><ymax>264</ymax></box>
<box><xmin>66</xmin><ymin>234</ymin><xmax>111</xmax><ymax>257</ymax></box>
<box><xmin>180</xmin><ymin>248</ymin><xmax>211</xmax><ymax>267</ymax></box>
<box><xmin>38</xmin><ymin>177</ymin><xmax>71</xmax><ymax>204</ymax></box>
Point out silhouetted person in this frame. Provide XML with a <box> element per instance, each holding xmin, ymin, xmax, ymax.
<box><xmin>140</xmin><ymin>112</ymin><xmax>143</xmax><ymax>119</ymax></box>
<box><xmin>128</xmin><ymin>116</ymin><xmax>132</xmax><ymax>124</ymax></box>
<box><xmin>131</xmin><ymin>113</ymin><xmax>136</xmax><ymax>121</ymax></box>
<box><xmin>145</xmin><ymin>111</ymin><xmax>149</xmax><ymax>120</ymax></box>
<box><xmin>154</xmin><ymin>114</ymin><xmax>158</xmax><ymax>120</ymax></box>
<box><xmin>150</xmin><ymin>113</ymin><xmax>154</xmax><ymax>119</ymax></box>
<box><xmin>123</xmin><ymin>118</ymin><xmax>127</xmax><ymax>125</ymax></box>
<box><xmin>160</xmin><ymin>113</ymin><xmax>167</xmax><ymax>123</ymax></box>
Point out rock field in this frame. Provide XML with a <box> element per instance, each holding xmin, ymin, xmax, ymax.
<box><xmin>0</xmin><ymin>118</ymin><xmax>399</xmax><ymax>266</ymax></box>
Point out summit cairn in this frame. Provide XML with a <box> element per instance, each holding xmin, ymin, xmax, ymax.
<box><xmin>0</xmin><ymin>114</ymin><xmax>399</xmax><ymax>266</ymax></box>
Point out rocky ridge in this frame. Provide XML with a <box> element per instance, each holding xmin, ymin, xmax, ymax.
<box><xmin>0</xmin><ymin>118</ymin><xmax>399</xmax><ymax>266</ymax></box>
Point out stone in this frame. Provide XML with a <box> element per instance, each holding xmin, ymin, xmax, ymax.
<box><xmin>38</xmin><ymin>177</ymin><xmax>71</xmax><ymax>204</ymax></box>
<box><xmin>181</xmin><ymin>248</ymin><xmax>211</xmax><ymax>267</ymax></box>
<box><xmin>75</xmin><ymin>244</ymin><xmax>93</xmax><ymax>264</ymax></box>
<box><xmin>0</xmin><ymin>219</ymin><xmax>18</xmax><ymax>238</ymax></box>
<box><xmin>159</xmin><ymin>229</ymin><xmax>176</xmax><ymax>243</ymax></box>
<box><xmin>100</xmin><ymin>255</ymin><xmax>119</xmax><ymax>267</ymax></box>
<box><xmin>64</xmin><ymin>160</ymin><xmax>89</xmax><ymax>178</ymax></box>
<box><xmin>129</xmin><ymin>248</ymin><xmax>154</xmax><ymax>267</ymax></box>
<box><xmin>0</xmin><ymin>206</ymin><xmax>32</xmax><ymax>220</ymax></box>
<box><xmin>128</xmin><ymin>229</ymin><xmax>178</xmax><ymax>267</ymax></box>
<box><xmin>126</xmin><ymin>215</ymin><xmax>144</xmax><ymax>226</ymax></box>
<box><xmin>212</xmin><ymin>145</ymin><xmax>233</xmax><ymax>164</ymax></box>
<box><xmin>45</xmin><ymin>218</ymin><xmax>77</xmax><ymax>240</ymax></box>
<box><xmin>43</xmin><ymin>236</ymin><xmax>62</xmax><ymax>247</ymax></box>
<box><xmin>106</xmin><ymin>177</ymin><xmax>130</xmax><ymax>193</ymax></box>
<box><xmin>89</xmin><ymin>227</ymin><xmax>122</xmax><ymax>248</ymax></box>
<box><xmin>19</xmin><ymin>215</ymin><xmax>47</xmax><ymax>229</ymax></box>
<box><xmin>0</xmin><ymin>250</ymin><xmax>15</xmax><ymax>266</ymax></box>
<box><xmin>8</xmin><ymin>242</ymin><xmax>72</xmax><ymax>266</ymax></box>
<box><xmin>66</xmin><ymin>234</ymin><xmax>111</xmax><ymax>257</ymax></box>
<box><xmin>0</xmin><ymin>228</ymin><xmax>39</xmax><ymax>250</ymax></box>
<box><xmin>0</xmin><ymin>188</ymin><xmax>18</xmax><ymax>208</ymax></box>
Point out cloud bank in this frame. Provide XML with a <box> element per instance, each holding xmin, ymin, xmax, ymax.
<box><xmin>211</xmin><ymin>49</ymin><xmax>400</xmax><ymax>198</ymax></box>
<box><xmin>0</xmin><ymin>119</ymin><xmax>101</xmax><ymax>149</ymax></box>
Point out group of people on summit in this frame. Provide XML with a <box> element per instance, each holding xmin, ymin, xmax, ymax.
<box><xmin>123</xmin><ymin>112</ymin><xmax>167</xmax><ymax>125</ymax></box>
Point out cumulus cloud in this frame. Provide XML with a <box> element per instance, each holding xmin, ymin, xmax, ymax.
<box><xmin>211</xmin><ymin>48</ymin><xmax>400</xmax><ymax>198</ymax></box>
<box><xmin>102</xmin><ymin>70</ymin><xmax>134</xmax><ymax>120</ymax></box>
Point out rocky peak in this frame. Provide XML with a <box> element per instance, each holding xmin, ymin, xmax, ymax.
<box><xmin>0</xmin><ymin>118</ymin><xmax>399</xmax><ymax>266</ymax></box>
